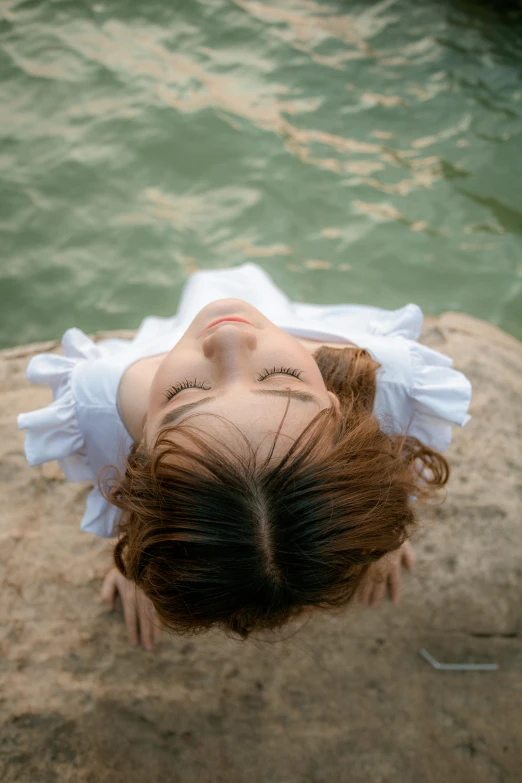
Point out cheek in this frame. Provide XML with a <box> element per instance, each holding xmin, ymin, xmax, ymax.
<box><xmin>296</xmin><ymin>351</ymin><xmax>324</xmax><ymax>384</ymax></box>
<box><xmin>148</xmin><ymin>347</ymin><xmax>199</xmax><ymax>408</ymax></box>
<box><xmin>148</xmin><ymin>373</ymin><xmax>165</xmax><ymax>413</ymax></box>
<box><xmin>148</xmin><ymin>357</ymin><xmax>176</xmax><ymax>409</ymax></box>
<box><xmin>304</xmin><ymin>357</ymin><xmax>329</xmax><ymax>395</ymax></box>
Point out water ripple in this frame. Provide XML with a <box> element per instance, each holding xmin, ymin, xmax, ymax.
<box><xmin>0</xmin><ymin>0</ymin><xmax>521</xmax><ymax>347</ymax></box>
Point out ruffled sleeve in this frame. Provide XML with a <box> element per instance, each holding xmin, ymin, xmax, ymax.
<box><xmin>17</xmin><ymin>328</ymin><xmax>134</xmax><ymax>538</ymax></box>
<box><xmin>403</xmin><ymin>342</ymin><xmax>472</xmax><ymax>453</ymax></box>
<box><xmin>369</xmin><ymin>303</ymin><xmax>424</xmax><ymax>340</ymax></box>
<box><xmin>364</xmin><ymin>308</ymin><xmax>472</xmax><ymax>454</ymax></box>
<box><xmin>17</xmin><ymin>328</ymin><xmax>102</xmax><ymax>481</ymax></box>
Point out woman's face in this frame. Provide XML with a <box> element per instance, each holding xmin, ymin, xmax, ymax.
<box><xmin>145</xmin><ymin>299</ymin><xmax>339</xmax><ymax>459</ymax></box>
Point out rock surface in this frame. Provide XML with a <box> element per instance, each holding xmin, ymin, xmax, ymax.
<box><xmin>1</xmin><ymin>313</ymin><xmax>521</xmax><ymax>783</ymax></box>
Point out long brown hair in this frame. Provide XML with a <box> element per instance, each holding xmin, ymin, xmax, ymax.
<box><xmin>101</xmin><ymin>346</ymin><xmax>449</xmax><ymax>639</ymax></box>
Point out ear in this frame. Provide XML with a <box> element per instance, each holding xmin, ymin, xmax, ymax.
<box><xmin>327</xmin><ymin>391</ymin><xmax>341</xmax><ymax>413</ymax></box>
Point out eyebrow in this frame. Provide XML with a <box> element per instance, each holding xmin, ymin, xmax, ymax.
<box><xmin>159</xmin><ymin>389</ymin><xmax>322</xmax><ymax>429</ymax></box>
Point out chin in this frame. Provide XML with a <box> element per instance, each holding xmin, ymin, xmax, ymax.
<box><xmin>198</xmin><ymin>298</ymin><xmax>258</xmax><ymax>319</ymax></box>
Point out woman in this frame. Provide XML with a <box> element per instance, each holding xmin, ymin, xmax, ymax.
<box><xmin>18</xmin><ymin>263</ymin><xmax>472</xmax><ymax>649</ymax></box>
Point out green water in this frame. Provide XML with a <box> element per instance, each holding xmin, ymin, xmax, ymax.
<box><xmin>1</xmin><ymin>0</ymin><xmax>521</xmax><ymax>349</ymax></box>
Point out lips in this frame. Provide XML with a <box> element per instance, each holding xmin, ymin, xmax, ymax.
<box><xmin>204</xmin><ymin>316</ymin><xmax>254</xmax><ymax>332</ymax></box>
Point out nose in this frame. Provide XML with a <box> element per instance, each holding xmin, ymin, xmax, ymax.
<box><xmin>202</xmin><ymin>323</ymin><xmax>257</xmax><ymax>373</ymax></box>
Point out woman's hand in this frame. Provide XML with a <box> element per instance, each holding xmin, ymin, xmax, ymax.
<box><xmin>357</xmin><ymin>540</ymin><xmax>415</xmax><ymax>608</ymax></box>
<box><xmin>101</xmin><ymin>567</ymin><xmax>162</xmax><ymax>651</ymax></box>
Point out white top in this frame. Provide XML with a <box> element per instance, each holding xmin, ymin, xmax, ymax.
<box><xmin>18</xmin><ymin>263</ymin><xmax>472</xmax><ymax>539</ymax></box>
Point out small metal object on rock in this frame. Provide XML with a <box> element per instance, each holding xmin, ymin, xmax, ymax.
<box><xmin>418</xmin><ymin>648</ymin><xmax>499</xmax><ymax>671</ymax></box>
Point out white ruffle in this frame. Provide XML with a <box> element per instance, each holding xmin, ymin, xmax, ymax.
<box><xmin>18</xmin><ymin>327</ymin><xmax>133</xmax><ymax>538</ymax></box>
<box><xmin>17</xmin><ymin>328</ymin><xmax>102</xmax><ymax>482</ymax></box>
<box><xmin>405</xmin><ymin>341</ymin><xmax>472</xmax><ymax>453</ymax></box>
<box><xmin>81</xmin><ymin>486</ymin><xmax>121</xmax><ymax>538</ymax></box>
<box><xmin>369</xmin><ymin>303</ymin><xmax>424</xmax><ymax>340</ymax></box>
<box><xmin>352</xmin><ymin>301</ymin><xmax>472</xmax><ymax>452</ymax></box>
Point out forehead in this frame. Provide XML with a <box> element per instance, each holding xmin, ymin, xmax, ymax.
<box><xmin>155</xmin><ymin>392</ymin><xmax>328</xmax><ymax>461</ymax></box>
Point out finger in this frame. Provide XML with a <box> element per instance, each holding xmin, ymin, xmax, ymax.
<box><xmin>402</xmin><ymin>541</ymin><xmax>415</xmax><ymax>571</ymax></box>
<box><xmin>357</xmin><ymin>575</ymin><xmax>374</xmax><ymax>606</ymax></box>
<box><xmin>369</xmin><ymin>577</ymin><xmax>387</xmax><ymax>608</ymax></box>
<box><xmin>121</xmin><ymin>588</ymin><xmax>139</xmax><ymax>647</ymax></box>
<box><xmin>137</xmin><ymin>595</ymin><xmax>154</xmax><ymax>652</ymax></box>
<box><xmin>388</xmin><ymin>566</ymin><xmax>401</xmax><ymax>603</ymax></box>
<box><xmin>100</xmin><ymin>573</ymin><xmax>116</xmax><ymax>610</ymax></box>
<box><xmin>357</xmin><ymin>579</ymin><xmax>369</xmax><ymax>605</ymax></box>
<box><xmin>140</xmin><ymin>615</ymin><xmax>154</xmax><ymax>652</ymax></box>
<box><xmin>153</xmin><ymin>620</ymin><xmax>162</xmax><ymax>644</ymax></box>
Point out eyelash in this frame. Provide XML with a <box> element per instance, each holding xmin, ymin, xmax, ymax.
<box><xmin>257</xmin><ymin>366</ymin><xmax>303</xmax><ymax>381</ymax></box>
<box><xmin>163</xmin><ymin>367</ymin><xmax>303</xmax><ymax>401</ymax></box>
<box><xmin>163</xmin><ymin>378</ymin><xmax>212</xmax><ymax>401</ymax></box>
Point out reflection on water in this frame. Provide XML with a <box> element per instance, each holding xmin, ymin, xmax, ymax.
<box><xmin>1</xmin><ymin>0</ymin><xmax>521</xmax><ymax>347</ymax></box>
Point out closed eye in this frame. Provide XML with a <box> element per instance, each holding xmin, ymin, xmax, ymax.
<box><xmin>257</xmin><ymin>366</ymin><xmax>303</xmax><ymax>381</ymax></box>
<box><xmin>164</xmin><ymin>367</ymin><xmax>304</xmax><ymax>401</ymax></box>
<box><xmin>163</xmin><ymin>378</ymin><xmax>211</xmax><ymax>401</ymax></box>
<box><xmin>159</xmin><ymin>386</ymin><xmax>322</xmax><ymax>428</ymax></box>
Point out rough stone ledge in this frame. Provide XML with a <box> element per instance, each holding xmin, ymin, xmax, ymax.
<box><xmin>1</xmin><ymin>313</ymin><xmax>521</xmax><ymax>783</ymax></box>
